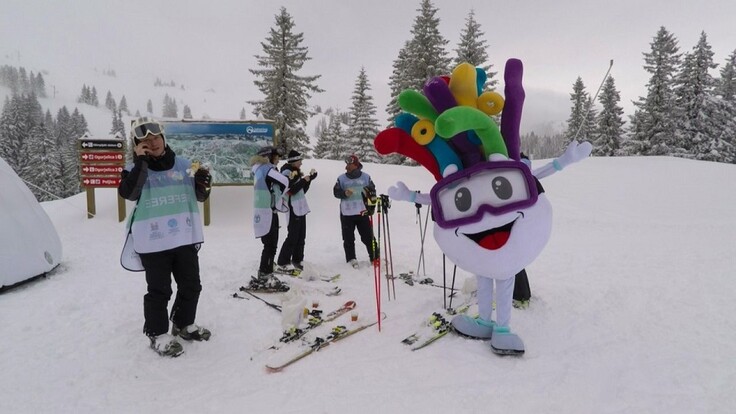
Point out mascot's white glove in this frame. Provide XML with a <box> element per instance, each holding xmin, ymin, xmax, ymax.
<box><xmin>533</xmin><ymin>140</ymin><xmax>593</xmax><ymax>180</ymax></box>
<box><xmin>388</xmin><ymin>181</ymin><xmax>432</xmax><ymax>205</ymax></box>
<box><xmin>554</xmin><ymin>140</ymin><xmax>593</xmax><ymax>171</ymax></box>
<box><xmin>388</xmin><ymin>181</ymin><xmax>415</xmax><ymax>202</ymax></box>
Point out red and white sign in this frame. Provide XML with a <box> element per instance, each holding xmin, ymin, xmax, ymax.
<box><xmin>81</xmin><ymin>165</ymin><xmax>124</xmax><ymax>176</ymax></box>
<box><xmin>81</xmin><ymin>177</ymin><xmax>122</xmax><ymax>188</ymax></box>
<box><xmin>80</xmin><ymin>152</ymin><xmax>125</xmax><ymax>162</ymax></box>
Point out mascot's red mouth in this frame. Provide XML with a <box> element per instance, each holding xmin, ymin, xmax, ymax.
<box><xmin>463</xmin><ymin>220</ymin><xmax>515</xmax><ymax>250</ymax></box>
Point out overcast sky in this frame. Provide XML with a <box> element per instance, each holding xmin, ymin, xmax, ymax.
<box><xmin>3</xmin><ymin>0</ymin><xmax>735</xmax><ymax>133</ymax></box>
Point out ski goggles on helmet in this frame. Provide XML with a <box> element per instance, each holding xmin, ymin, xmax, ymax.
<box><xmin>132</xmin><ymin>122</ymin><xmax>164</xmax><ymax>140</ymax></box>
<box><xmin>429</xmin><ymin>160</ymin><xmax>539</xmax><ymax>229</ymax></box>
<box><xmin>345</xmin><ymin>155</ymin><xmax>359</xmax><ymax>165</ymax></box>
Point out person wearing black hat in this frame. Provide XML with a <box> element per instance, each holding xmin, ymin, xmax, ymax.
<box><xmin>118</xmin><ymin>117</ymin><xmax>212</xmax><ymax>357</ymax></box>
<box><xmin>249</xmin><ymin>145</ymin><xmax>289</xmax><ymax>288</ymax></box>
<box><xmin>276</xmin><ymin>150</ymin><xmax>317</xmax><ymax>272</ymax></box>
<box><xmin>333</xmin><ymin>154</ymin><xmax>379</xmax><ymax>269</ymax></box>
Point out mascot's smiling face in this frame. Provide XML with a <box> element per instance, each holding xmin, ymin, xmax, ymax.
<box><xmin>431</xmin><ymin>158</ymin><xmax>553</xmax><ymax>279</ymax></box>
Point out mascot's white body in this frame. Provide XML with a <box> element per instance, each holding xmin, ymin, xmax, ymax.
<box><xmin>433</xmin><ymin>192</ymin><xmax>552</xmax><ymax>327</ymax></box>
<box><xmin>376</xmin><ymin>59</ymin><xmax>591</xmax><ymax>355</ymax></box>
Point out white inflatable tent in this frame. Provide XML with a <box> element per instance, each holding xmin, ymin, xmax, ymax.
<box><xmin>0</xmin><ymin>156</ymin><xmax>62</xmax><ymax>291</ymax></box>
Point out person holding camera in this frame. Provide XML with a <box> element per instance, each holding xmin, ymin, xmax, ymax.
<box><xmin>332</xmin><ymin>154</ymin><xmax>379</xmax><ymax>269</ymax></box>
<box><xmin>276</xmin><ymin>150</ymin><xmax>317</xmax><ymax>272</ymax></box>
<box><xmin>118</xmin><ymin>117</ymin><xmax>212</xmax><ymax>358</ymax></box>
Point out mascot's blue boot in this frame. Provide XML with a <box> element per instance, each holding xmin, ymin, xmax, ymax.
<box><xmin>490</xmin><ymin>326</ymin><xmax>525</xmax><ymax>355</ymax></box>
<box><xmin>451</xmin><ymin>315</ymin><xmax>495</xmax><ymax>339</ymax></box>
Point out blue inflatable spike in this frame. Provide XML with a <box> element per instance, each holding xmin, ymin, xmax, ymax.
<box><xmin>475</xmin><ymin>68</ymin><xmax>487</xmax><ymax>96</ymax></box>
<box><xmin>395</xmin><ymin>113</ymin><xmax>462</xmax><ymax>177</ymax></box>
<box><xmin>395</xmin><ymin>113</ymin><xmax>418</xmax><ymax>135</ymax></box>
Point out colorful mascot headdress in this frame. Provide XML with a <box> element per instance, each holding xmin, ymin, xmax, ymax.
<box><xmin>375</xmin><ymin>59</ymin><xmax>539</xmax><ymax>228</ymax></box>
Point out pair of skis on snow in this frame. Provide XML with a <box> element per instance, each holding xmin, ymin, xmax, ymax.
<box><xmin>262</xmin><ymin>300</ymin><xmax>385</xmax><ymax>372</ymax></box>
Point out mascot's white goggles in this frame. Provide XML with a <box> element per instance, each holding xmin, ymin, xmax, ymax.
<box><xmin>430</xmin><ymin>161</ymin><xmax>539</xmax><ymax>229</ymax></box>
<box><xmin>133</xmin><ymin>122</ymin><xmax>163</xmax><ymax>139</ymax></box>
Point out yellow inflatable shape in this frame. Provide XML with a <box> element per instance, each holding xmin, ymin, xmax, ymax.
<box><xmin>449</xmin><ymin>63</ymin><xmax>478</xmax><ymax>108</ymax></box>
<box><xmin>477</xmin><ymin>91</ymin><xmax>505</xmax><ymax>116</ymax></box>
<box><xmin>410</xmin><ymin>119</ymin><xmax>435</xmax><ymax>145</ymax></box>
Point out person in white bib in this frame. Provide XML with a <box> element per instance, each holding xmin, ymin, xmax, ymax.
<box><xmin>276</xmin><ymin>150</ymin><xmax>317</xmax><ymax>272</ymax></box>
<box><xmin>118</xmin><ymin>117</ymin><xmax>212</xmax><ymax>357</ymax></box>
<box><xmin>332</xmin><ymin>154</ymin><xmax>379</xmax><ymax>269</ymax></box>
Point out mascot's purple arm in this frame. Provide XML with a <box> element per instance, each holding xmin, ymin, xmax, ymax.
<box><xmin>500</xmin><ymin>59</ymin><xmax>524</xmax><ymax>162</ymax></box>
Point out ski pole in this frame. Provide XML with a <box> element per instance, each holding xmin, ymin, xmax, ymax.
<box><xmin>238</xmin><ymin>288</ymin><xmax>282</xmax><ymax>312</ymax></box>
<box><xmin>370</xmin><ymin>215</ymin><xmax>382</xmax><ymax>331</ymax></box>
<box><xmin>415</xmin><ymin>204</ymin><xmax>430</xmax><ymax>278</ymax></box>
<box><xmin>448</xmin><ymin>265</ymin><xmax>457</xmax><ymax>310</ymax></box>
<box><xmin>380</xmin><ymin>195</ymin><xmax>396</xmax><ymax>300</ymax></box>
<box><xmin>570</xmin><ymin>59</ymin><xmax>614</xmax><ymax>142</ymax></box>
<box><xmin>442</xmin><ymin>254</ymin><xmax>447</xmax><ymax>309</ymax></box>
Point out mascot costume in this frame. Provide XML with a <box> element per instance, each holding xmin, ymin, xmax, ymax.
<box><xmin>374</xmin><ymin>59</ymin><xmax>592</xmax><ymax>355</ymax></box>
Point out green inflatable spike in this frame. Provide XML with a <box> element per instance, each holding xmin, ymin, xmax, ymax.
<box><xmin>435</xmin><ymin>106</ymin><xmax>507</xmax><ymax>158</ymax></box>
<box><xmin>398</xmin><ymin>90</ymin><xmax>439</xmax><ymax>122</ymax></box>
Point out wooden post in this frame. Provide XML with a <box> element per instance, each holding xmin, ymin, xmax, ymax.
<box><xmin>118</xmin><ymin>195</ymin><xmax>126</xmax><ymax>222</ymax></box>
<box><xmin>203</xmin><ymin>198</ymin><xmax>211</xmax><ymax>226</ymax></box>
<box><xmin>86</xmin><ymin>188</ymin><xmax>96</xmax><ymax>219</ymax></box>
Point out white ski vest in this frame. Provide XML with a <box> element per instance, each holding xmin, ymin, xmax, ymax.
<box><xmin>126</xmin><ymin>158</ymin><xmax>204</xmax><ymax>254</ymax></box>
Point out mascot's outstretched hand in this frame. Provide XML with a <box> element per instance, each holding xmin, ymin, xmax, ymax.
<box><xmin>388</xmin><ymin>181</ymin><xmax>431</xmax><ymax>205</ymax></box>
<box><xmin>535</xmin><ymin>140</ymin><xmax>593</xmax><ymax>179</ymax></box>
<box><xmin>556</xmin><ymin>140</ymin><xmax>592</xmax><ymax>170</ymax></box>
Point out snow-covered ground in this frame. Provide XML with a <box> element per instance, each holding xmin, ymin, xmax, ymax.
<box><xmin>2</xmin><ymin>154</ymin><xmax>735</xmax><ymax>413</ymax></box>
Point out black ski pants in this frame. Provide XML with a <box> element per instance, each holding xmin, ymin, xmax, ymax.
<box><xmin>140</xmin><ymin>244</ymin><xmax>202</xmax><ymax>337</ymax></box>
<box><xmin>259</xmin><ymin>212</ymin><xmax>279</xmax><ymax>274</ymax></box>
<box><xmin>340</xmin><ymin>214</ymin><xmax>379</xmax><ymax>262</ymax></box>
<box><xmin>277</xmin><ymin>211</ymin><xmax>306</xmax><ymax>266</ymax></box>
<box><xmin>513</xmin><ymin>268</ymin><xmax>531</xmax><ymax>301</ymax></box>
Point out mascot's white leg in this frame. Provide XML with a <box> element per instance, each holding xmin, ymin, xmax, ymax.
<box><xmin>450</xmin><ymin>275</ymin><xmax>495</xmax><ymax>339</ymax></box>
<box><xmin>477</xmin><ymin>275</ymin><xmax>494</xmax><ymax>321</ymax></box>
<box><xmin>490</xmin><ymin>277</ymin><xmax>525</xmax><ymax>355</ymax></box>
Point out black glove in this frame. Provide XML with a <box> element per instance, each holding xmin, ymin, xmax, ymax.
<box><xmin>309</xmin><ymin>171</ymin><xmax>318</xmax><ymax>180</ymax></box>
<box><xmin>194</xmin><ymin>169</ymin><xmax>212</xmax><ymax>189</ymax></box>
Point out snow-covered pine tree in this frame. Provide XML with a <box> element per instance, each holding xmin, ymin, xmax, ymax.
<box><xmin>105</xmin><ymin>90</ymin><xmax>116</xmax><ymax>112</ymax></box>
<box><xmin>26</xmin><ymin>120</ymin><xmax>59</xmax><ymax>201</ymax></box>
<box><xmin>674</xmin><ymin>32</ymin><xmax>731</xmax><ymax>162</ymax></box>
<box><xmin>29</xmin><ymin>72</ymin><xmax>47</xmax><ymax>98</ymax></box>
<box><xmin>0</xmin><ymin>95</ymin><xmax>32</xmax><ymax>178</ymax></box>
<box><xmin>78</xmin><ymin>85</ymin><xmax>88</xmax><ymax>104</ymax></box>
<box><xmin>713</xmin><ymin>49</ymin><xmax>736</xmax><ymax>163</ymax></box>
<box><xmin>592</xmin><ymin>76</ymin><xmax>625</xmax><ymax>156</ymax></box>
<box><xmin>90</xmin><ymin>86</ymin><xmax>99</xmax><ymax>107</ymax></box>
<box><xmin>119</xmin><ymin>95</ymin><xmax>129</xmax><ymax>115</ymax></box>
<box><xmin>520</xmin><ymin>132</ymin><xmax>566</xmax><ymax>159</ymax></box>
<box><xmin>313</xmin><ymin>113</ymin><xmax>347</xmax><ymax>160</ymax></box>
<box><xmin>239</xmin><ymin>107</ymin><xmax>246</xmax><ymax>120</ymax></box>
<box><xmin>628</xmin><ymin>26</ymin><xmax>681</xmax><ymax>156</ymax></box>
<box><xmin>146</xmin><ymin>99</ymin><xmax>153</xmax><ymax>114</ymax></box>
<box><xmin>385</xmin><ymin>0</ymin><xmax>452</xmax><ymax>127</ymax></box>
<box><xmin>248</xmin><ymin>7</ymin><xmax>323</xmax><ymax>154</ymax></box>
<box><xmin>311</xmin><ymin>117</ymin><xmax>333</xmax><ymax>160</ymax></box>
<box><xmin>453</xmin><ymin>9</ymin><xmax>496</xmax><ymax>88</ymax></box>
<box><xmin>162</xmin><ymin>94</ymin><xmax>178</xmax><ymax>118</ymax></box>
<box><xmin>385</xmin><ymin>41</ymin><xmax>413</xmax><ymax>127</ymax></box>
<box><xmin>564</xmin><ymin>77</ymin><xmax>597</xmax><ymax>144</ymax></box>
<box><xmin>183</xmin><ymin>105</ymin><xmax>193</xmax><ymax>119</ymax></box>
<box><xmin>346</xmin><ymin>67</ymin><xmax>381</xmax><ymax>163</ymax></box>
<box><xmin>110</xmin><ymin>109</ymin><xmax>125</xmax><ymax>138</ymax></box>
<box><xmin>18</xmin><ymin>68</ymin><xmax>29</xmax><ymax>95</ymax></box>
<box><xmin>312</xmin><ymin>115</ymin><xmax>327</xmax><ymax>140</ymax></box>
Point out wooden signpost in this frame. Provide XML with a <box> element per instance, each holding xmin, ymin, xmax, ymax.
<box><xmin>78</xmin><ymin>135</ymin><xmax>127</xmax><ymax>221</ymax></box>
